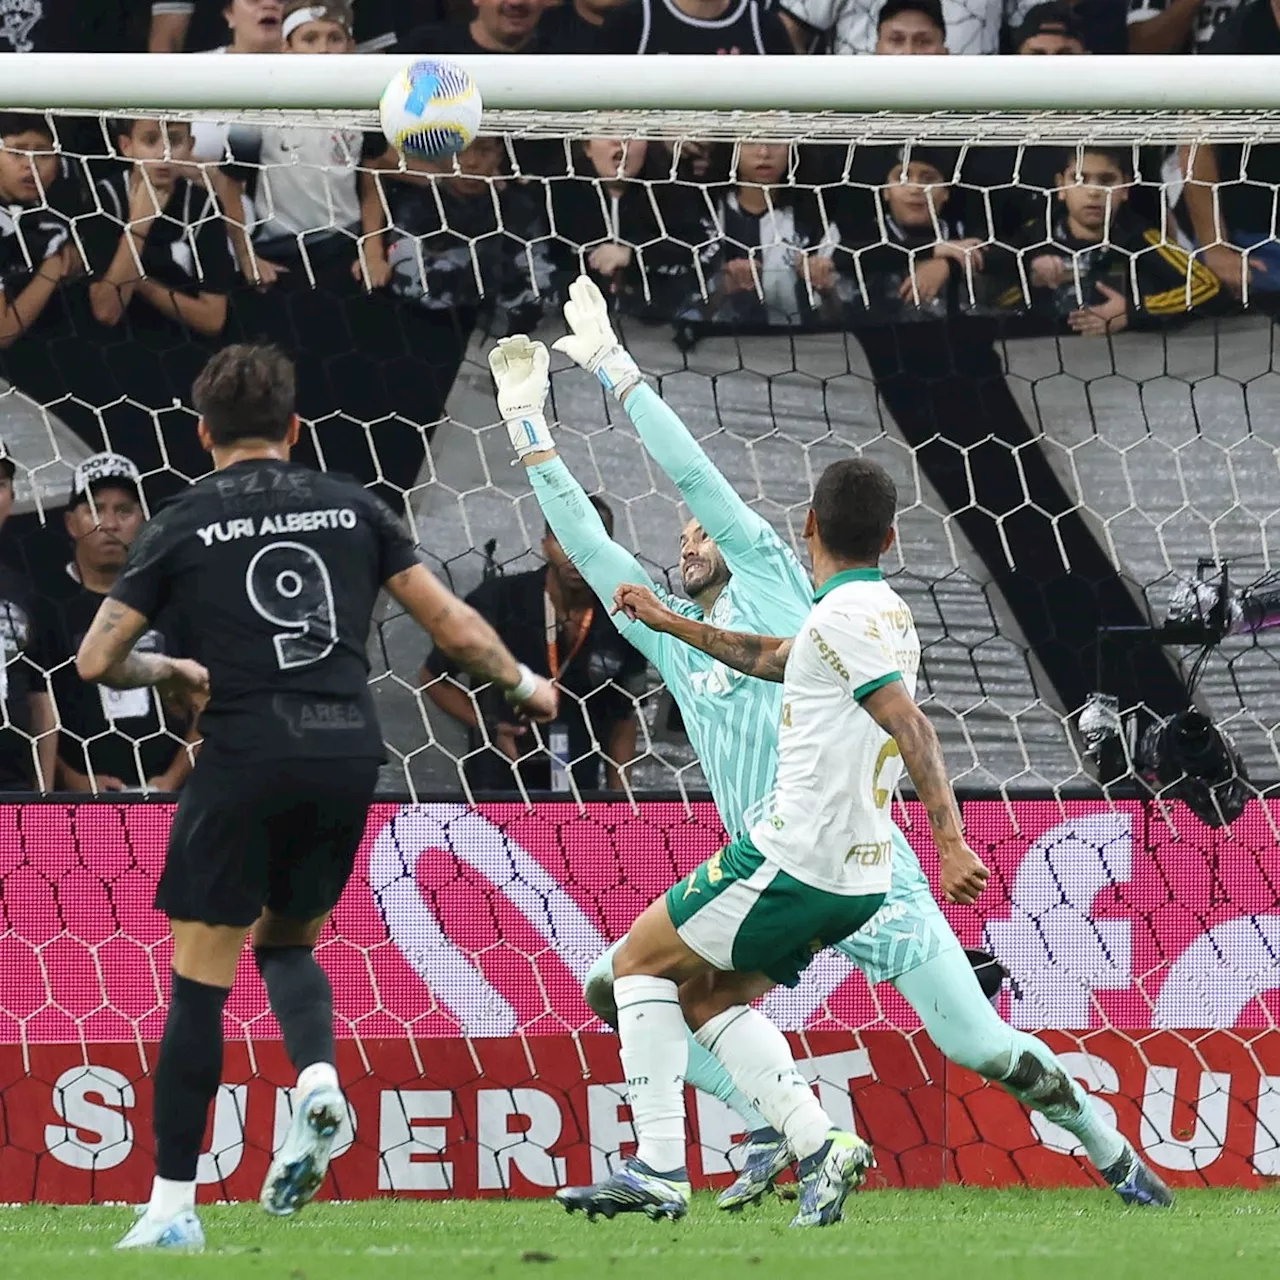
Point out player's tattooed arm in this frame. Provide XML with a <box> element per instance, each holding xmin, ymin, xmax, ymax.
<box><xmin>386</xmin><ymin>563</ymin><xmax>559</xmax><ymax>721</ymax></box>
<box><xmin>77</xmin><ymin>600</ymin><xmax>211</xmax><ymax>709</ymax></box>
<box><xmin>611</xmin><ymin>583</ymin><xmax>792</xmax><ymax>680</ymax></box>
<box><xmin>862</xmin><ymin>681</ymin><xmax>989</xmax><ymax>906</ymax></box>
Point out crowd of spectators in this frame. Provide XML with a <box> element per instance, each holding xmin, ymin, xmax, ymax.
<box><xmin>0</xmin><ymin>0</ymin><xmax>1274</xmax><ymax>796</ymax></box>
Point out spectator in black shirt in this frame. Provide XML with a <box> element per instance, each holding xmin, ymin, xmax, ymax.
<box><xmin>41</xmin><ymin>453</ymin><xmax>197</xmax><ymax>794</ymax></box>
<box><xmin>396</xmin><ymin>0</ymin><xmax>549</xmax><ymax>51</ymax></box>
<box><xmin>421</xmin><ymin>497</ymin><xmax>646</xmax><ymax>794</ymax></box>
<box><xmin>386</xmin><ymin>135</ymin><xmax>553</xmax><ymax>335</ymax></box>
<box><xmin>0</xmin><ymin>442</ymin><xmax>55</xmax><ymax>792</ymax></box>
<box><xmin>875</xmin><ymin>0</ymin><xmax>948</xmax><ymax>50</ymax></box>
<box><xmin>597</xmin><ymin>0</ymin><xmax>793</xmax><ymax>52</ymax></box>
<box><xmin>0</xmin><ymin>114</ymin><xmax>82</xmax><ymax>353</ymax></box>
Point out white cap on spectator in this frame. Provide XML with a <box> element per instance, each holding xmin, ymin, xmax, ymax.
<box><xmin>0</xmin><ymin>439</ymin><xmax>14</xmax><ymax>482</ymax></box>
<box><xmin>282</xmin><ymin>2</ymin><xmax>352</xmax><ymax>41</ymax></box>
<box><xmin>70</xmin><ymin>452</ymin><xmax>142</xmax><ymax>508</ymax></box>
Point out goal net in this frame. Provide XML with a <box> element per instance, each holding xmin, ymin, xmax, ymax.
<box><xmin>2</xmin><ymin>55</ymin><xmax>1280</xmax><ymax>1200</ymax></box>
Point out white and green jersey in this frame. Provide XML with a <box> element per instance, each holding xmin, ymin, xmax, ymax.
<box><xmin>751</xmin><ymin>570</ymin><xmax>921</xmax><ymax>898</ymax></box>
<box><xmin>527</xmin><ymin>384</ymin><xmax>810</xmax><ymax>836</ymax></box>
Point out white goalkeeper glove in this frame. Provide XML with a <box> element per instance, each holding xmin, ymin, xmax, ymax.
<box><xmin>489</xmin><ymin>335</ymin><xmax>554</xmax><ymax>460</ymax></box>
<box><xmin>551</xmin><ymin>275</ymin><xmax>643</xmax><ymax>401</ymax></box>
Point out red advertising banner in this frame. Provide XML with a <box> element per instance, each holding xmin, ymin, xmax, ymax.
<box><xmin>3</xmin><ymin>798</ymin><xmax>1280</xmax><ymax>1199</ymax></box>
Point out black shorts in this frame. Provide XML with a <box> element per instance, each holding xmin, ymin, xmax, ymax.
<box><xmin>156</xmin><ymin>755</ymin><xmax>380</xmax><ymax>928</ymax></box>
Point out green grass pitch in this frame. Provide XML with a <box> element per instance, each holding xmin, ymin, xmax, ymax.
<box><xmin>3</xmin><ymin>1189</ymin><xmax>1279</xmax><ymax>1280</ymax></box>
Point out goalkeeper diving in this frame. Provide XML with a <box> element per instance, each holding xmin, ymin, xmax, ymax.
<box><xmin>491</xmin><ymin>276</ymin><xmax>1172</xmax><ymax>1214</ymax></box>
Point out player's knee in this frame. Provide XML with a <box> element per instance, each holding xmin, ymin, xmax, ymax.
<box><xmin>583</xmin><ymin>961</ymin><xmax>618</xmax><ymax>1028</ymax></box>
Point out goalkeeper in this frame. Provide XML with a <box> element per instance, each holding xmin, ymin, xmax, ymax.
<box><xmin>492</xmin><ymin>276</ymin><xmax>1171</xmax><ymax>1210</ymax></box>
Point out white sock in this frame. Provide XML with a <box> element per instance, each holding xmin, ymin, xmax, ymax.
<box><xmin>615</xmin><ymin>974</ymin><xmax>688</xmax><ymax>1174</ymax></box>
<box><xmin>695</xmin><ymin>1006</ymin><xmax>834</xmax><ymax>1161</ymax></box>
<box><xmin>296</xmin><ymin>1061</ymin><xmax>340</xmax><ymax>1098</ymax></box>
<box><xmin>148</xmin><ymin>1175</ymin><xmax>196</xmax><ymax>1218</ymax></box>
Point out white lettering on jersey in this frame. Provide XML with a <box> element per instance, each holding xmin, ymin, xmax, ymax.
<box><xmin>196</xmin><ymin>508</ymin><xmax>358</xmax><ymax>546</ymax></box>
<box><xmin>687</xmin><ymin>661</ymin><xmax>743</xmax><ymax>697</ymax></box>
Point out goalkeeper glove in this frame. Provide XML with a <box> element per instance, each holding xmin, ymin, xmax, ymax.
<box><xmin>552</xmin><ymin>275</ymin><xmax>643</xmax><ymax>401</ymax></box>
<box><xmin>489</xmin><ymin>335</ymin><xmax>555</xmax><ymax>460</ymax></box>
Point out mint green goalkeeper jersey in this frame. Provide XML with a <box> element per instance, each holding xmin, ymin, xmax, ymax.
<box><xmin>527</xmin><ymin>384</ymin><xmax>810</xmax><ymax>837</ymax></box>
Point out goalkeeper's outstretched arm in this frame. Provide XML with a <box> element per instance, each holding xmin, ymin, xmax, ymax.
<box><xmin>552</xmin><ymin>276</ymin><xmax>774</xmax><ymax>566</ymax></box>
<box><xmin>489</xmin><ymin>335</ymin><xmax>680</xmax><ymax>664</ymax></box>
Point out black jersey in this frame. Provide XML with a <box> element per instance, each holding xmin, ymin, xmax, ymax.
<box><xmin>39</xmin><ymin>570</ymin><xmax>187</xmax><ymax>788</ymax></box>
<box><xmin>597</xmin><ymin>0</ymin><xmax>793</xmax><ymax>54</ymax></box>
<box><xmin>108</xmin><ymin>458</ymin><xmax>419</xmax><ymax>764</ymax></box>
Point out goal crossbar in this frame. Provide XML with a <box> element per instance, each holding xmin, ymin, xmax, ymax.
<box><xmin>3</xmin><ymin>52</ymin><xmax>1280</xmax><ymax>117</ymax></box>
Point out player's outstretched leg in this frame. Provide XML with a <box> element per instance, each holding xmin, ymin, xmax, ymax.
<box><xmin>256</xmin><ymin>942</ymin><xmax>347</xmax><ymax>1217</ymax></box>
<box><xmin>557</xmin><ymin>964</ymin><xmax>693</xmax><ymax>1221</ymax></box>
<box><xmin>116</xmin><ymin>970</ymin><xmax>229</xmax><ymax>1251</ymax></box>
<box><xmin>692</xmin><ymin>1003</ymin><xmax>873</xmax><ymax>1227</ymax></box>
<box><xmin>582</xmin><ymin>942</ymin><xmax>791</xmax><ymax>1210</ymax></box>
<box><xmin>894</xmin><ymin>951</ymin><xmax>1174</xmax><ymax>1208</ymax></box>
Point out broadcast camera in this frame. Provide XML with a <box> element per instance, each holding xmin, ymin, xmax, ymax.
<box><xmin>1079</xmin><ymin>560</ymin><xmax>1260</xmax><ymax>829</ymax></box>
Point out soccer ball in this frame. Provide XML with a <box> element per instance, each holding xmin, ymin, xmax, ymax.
<box><xmin>379</xmin><ymin>59</ymin><xmax>483</xmax><ymax>162</ymax></box>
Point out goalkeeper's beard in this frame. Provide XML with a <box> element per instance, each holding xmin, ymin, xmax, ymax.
<box><xmin>682</xmin><ymin>558</ymin><xmax>728</xmax><ymax>604</ymax></box>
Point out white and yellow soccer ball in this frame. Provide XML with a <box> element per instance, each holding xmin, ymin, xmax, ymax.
<box><xmin>379</xmin><ymin>59</ymin><xmax>483</xmax><ymax>162</ymax></box>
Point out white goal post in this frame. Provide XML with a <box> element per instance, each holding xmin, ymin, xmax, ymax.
<box><xmin>3</xmin><ymin>52</ymin><xmax>1280</xmax><ymax>115</ymax></box>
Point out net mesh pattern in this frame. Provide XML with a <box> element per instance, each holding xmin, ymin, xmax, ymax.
<box><xmin>0</xmin><ymin>106</ymin><xmax>1279</xmax><ymax>1196</ymax></box>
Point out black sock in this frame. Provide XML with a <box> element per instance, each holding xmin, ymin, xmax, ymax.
<box><xmin>255</xmin><ymin>946</ymin><xmax>335</xmax><ymax>1072</ymax></box>
<box><xmin>154</xmin><ymin>972</ymin><xmax>230</xmax><ymax>1183</ymax></box>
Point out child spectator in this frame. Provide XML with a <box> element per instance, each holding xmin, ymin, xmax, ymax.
<box><xmin>849</xmin><ymin>148</ymin><xmax>986</xmax><ymax>322</ymax></box>
<box><xmin>991</xmin><ymin>147</ymin><xmax>1223</xmax><ymax>334</ymax></box>
<box><xmin>0</xmin><ymin>114</ymin><xmax>82</xmax><ymax>354</ymax></box>
<box><xmin>693</xmin><ymin>142</ymin><xmax>843</xmax><ymax>330</ymax></box>
<box><xmin>87</xmin><ymin>118</ymin><xmax>231</xmax><ymax>341</ymax></box>
<box><xmin>223</xmin><ymin>1</ymin><xmax>394</xmax><ymax>287</ymax></box>
<box><xmin>37</xmin><ymin>454</ymin><xmax>196</xmax><ymax>794</ymax></box>
<box><xmin>550</xmin><ymin>138</ymin><xmax>701</xmax><ymax>320</ymax></box>
<box><xmin>77</xmin><ymin>117</ymin><xmax>233</xmax><ymax>497</ymax></box>
<box><xmin>153</xmin><ymin>0</ymin><xmax>417</xmax><ymax>51</ymax></box>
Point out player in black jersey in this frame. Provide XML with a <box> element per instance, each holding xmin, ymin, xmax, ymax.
<box><xmin>77</xmin><ymin>343</ymin><xmax>557</xmax><ymax>1252</ymax></box>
